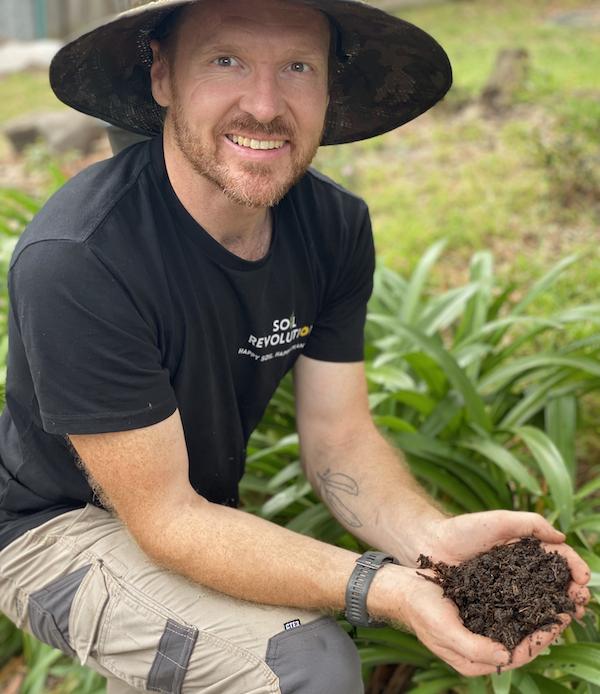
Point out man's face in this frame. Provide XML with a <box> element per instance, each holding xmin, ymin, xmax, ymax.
<box><xmin>151</xmin><ymin>0</ymin><xmax>330</xmax><ymax>208</ymax></box>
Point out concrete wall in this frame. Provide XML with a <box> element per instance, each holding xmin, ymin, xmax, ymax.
<box><xmin>0</xmin><ymin>0</ymin><xmax>449</xmax><ymax>41</ymax></box>
<box><xmin>0</xmin><ymin>0</ymin><xmax>146</xmax><ymax>41</ymax></box>
<box><xmin>46</xmin><ymin>0</ymin><xmax>115</xmax><ymax>39</ymax></box>
<box><xmin>0</xmin><ymin>0</ymin><xmax>37</xmax><ymax>40</ymax></box>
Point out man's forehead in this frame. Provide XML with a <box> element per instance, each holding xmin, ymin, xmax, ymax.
<box><xmin>179</xmin><ymin>0</ymin><xmax>329</xmax><ymax>43</ymax></box>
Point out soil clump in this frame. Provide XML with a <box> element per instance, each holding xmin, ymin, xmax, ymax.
<box><xmin>417</xmin><ymin>537</ymin><xmax>575</xmax><ymax>652</ymax></box>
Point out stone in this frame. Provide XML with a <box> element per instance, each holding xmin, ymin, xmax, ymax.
<box><xmin>2</xmin><ymin>109</ymin><xmax>107</xmax><ymax>155</ymax></box>
<box><xmin>0</xmin><ymin>39</ymin><xmax>63</xmax><ymax>77</ymax></box>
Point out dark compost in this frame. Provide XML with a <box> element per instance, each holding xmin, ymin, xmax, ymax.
<box><xmin>417</xmin><ymin>537</ymin><xmax>575</xmax><ymax>651</ymax></box>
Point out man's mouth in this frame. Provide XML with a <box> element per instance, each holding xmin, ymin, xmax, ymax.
<box><xmin>226</xmin><ymin>134</ymin><xmax>286</xmax><ymax>150</ymax></box>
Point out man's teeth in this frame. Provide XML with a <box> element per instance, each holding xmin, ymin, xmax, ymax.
<box><xmin>228</xmin><ymin>135</ymin><xmax>285</xmax><ymax>150</ymax></box>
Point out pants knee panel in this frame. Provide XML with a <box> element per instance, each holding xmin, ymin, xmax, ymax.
<box><xmin>266</xmin><ymin>616</ymin><xmax>363</xmax><ymax>694</ymax></box>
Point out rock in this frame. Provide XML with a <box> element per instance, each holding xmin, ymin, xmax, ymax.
<box><xmin>2</xmin><ymin>109</ymin><xmax>107</xmax><ymax>155</ymax></box>
<box><xmin>0</xmin><ymin>39</ymin><xmax>63</xmax><ymax>77</ymax></box>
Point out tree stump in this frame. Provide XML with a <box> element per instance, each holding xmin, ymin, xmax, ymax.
<box><xmin>480</xmin><ymin>48</ymin><xmax>529</xmax><ymax>114</ymax></box>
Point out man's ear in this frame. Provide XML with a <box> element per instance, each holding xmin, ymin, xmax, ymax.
<box><xmin>150</xmin><ymin>39</ymin><xmax>172</xmax><ymax>107</ymax></box>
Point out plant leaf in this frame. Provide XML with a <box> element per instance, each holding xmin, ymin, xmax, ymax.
<box><xmin>513</xmin><ymin>426</ymin><xmax>573</xmax><ymax>532</ymax></box>
<box><xmin>492</xmin><ymin>670</ymin><xmax>512</xmax><ymax>694</ymax></box>
<box><xmin>458</xmin><ymin>437</ymin><xmax>542</xmax><ymax>495</ymax></box>
<box><xmin>545</xmin><ymin>395</ymin><xmax>577</xmax><ymax>482</ymax></box>
<box><xmin>524</xmin><ymin>643</ymin><xmax>600</xmax><ymax>685</ymax></box>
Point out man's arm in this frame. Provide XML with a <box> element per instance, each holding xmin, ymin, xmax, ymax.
<box><xmin>69</xmin><ymin>411</ymin><xmax>359</xmax><ymax>611</ymax></box>
<box><xmin>292</xmin><ymin>355</ymin><xmax>590</xmax><ymax>672</ymax></box>
<box><xmin>293</xmin><ymin>355</ymin><xmax>447</xmax><ymax>565</ymax></box>
<box><xmin>69</xmin><ymin>357</ymin><xmax>589</xmax><ymax>677</ymax></box>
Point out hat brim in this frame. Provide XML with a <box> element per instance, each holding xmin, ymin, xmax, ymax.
<box><xmin>50</xmin><ymin>0</ymin><xmax>452</xmax><ymax>146</ymax></box>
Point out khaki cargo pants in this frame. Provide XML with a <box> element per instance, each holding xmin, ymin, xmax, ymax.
<box><xmin>0</xmin><ymin>504</ymin><xmax>363</xmax><ymax>694</ymax></box>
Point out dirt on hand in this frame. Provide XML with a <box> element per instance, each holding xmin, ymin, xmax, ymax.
<box><xmin>417</xmin><ymin>537</ymin><xmax>575</xmax><ymax>652</ymax></box>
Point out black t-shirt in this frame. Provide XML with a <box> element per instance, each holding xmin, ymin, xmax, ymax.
<box><xmin>0</xmin><ymin>136</ymin><xmax>375</xmax><ymax>551</ymax></box>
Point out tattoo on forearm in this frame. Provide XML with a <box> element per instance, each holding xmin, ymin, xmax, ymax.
<box><xmin>317</xmin><ymin>469</ymin><xmax>362</xmax><ymax>528</ymax></box>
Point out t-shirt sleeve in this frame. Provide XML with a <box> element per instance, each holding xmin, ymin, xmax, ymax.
<box><xmin>302</xmin><ymin>205</ymin><xmax>375</xmax><ymax>363</ymax></box>
<box><xmin>9</xmin><ymin>239</ymin><xmax>178</xmax><ymax>435</ymax></box>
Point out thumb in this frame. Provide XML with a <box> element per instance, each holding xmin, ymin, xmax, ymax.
<box><xmin>530</xmin><ymin>517</ymin><xmax>565</xmax><ymax>544</ymax></box>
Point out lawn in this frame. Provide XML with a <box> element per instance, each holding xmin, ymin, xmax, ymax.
<box><xmin>313</xmin><ymin>0</ymin><xmax>600</xmax><ymax>309</ymax></box>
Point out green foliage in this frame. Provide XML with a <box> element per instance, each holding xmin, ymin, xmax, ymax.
<box><xmin>0</xmin><ymin>612</ymin><xmax>24</xmax><ymax>669</ymax></box>
<box><xmin>0</xmin><ymin>214</ymin><xmax>598</xmax><ymax>691</ymax></box>
<box><xmin>20</xmin><ymin>633</ymin><xmax>105</xmax><ymax>694</ymax></box>
<box><xmin>243</xmin><ymin>244</ymin><xmax>600</xmax><ymax>692</ymax></box>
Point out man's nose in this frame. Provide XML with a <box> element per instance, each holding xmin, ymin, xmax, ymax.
<box><xmin>238</xmin><ymin>69</ymin><xmax>287</xmax><ymax>124</ymax></box>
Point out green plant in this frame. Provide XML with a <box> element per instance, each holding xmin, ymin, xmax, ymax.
<box><xmin>242</xmin><ymin>242</ymin><xmax>600</xmax><ymax>693</ymax></box>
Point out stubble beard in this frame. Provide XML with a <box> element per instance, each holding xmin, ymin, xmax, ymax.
<box><xmin>169</xmin><ymin>100</ymin><xmax>323</xmax><ymax>209</ymax></box>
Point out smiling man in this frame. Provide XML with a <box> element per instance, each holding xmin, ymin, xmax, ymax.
<box><xmin>159</xmin><ymin>1</ymin><xmax>330</xmax><ymax>213</ymax></box>
<box><xmin>0</xmin><ymin>1</ymin><xmax>590</xmax><ymax>693</ymax></box>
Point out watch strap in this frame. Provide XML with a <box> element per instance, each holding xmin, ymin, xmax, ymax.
<box><xmin>345</xmin><ymin>551</ymin><xmax>399</xmax><ymax>628</ymax></box>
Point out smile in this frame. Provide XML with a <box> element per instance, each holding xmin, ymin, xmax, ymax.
<box><xmin>227</xmin><ymin>134</ymin><xmax>286</xmax><ymax>150</ymax></box>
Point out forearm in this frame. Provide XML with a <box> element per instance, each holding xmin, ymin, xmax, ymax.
<box><xmin>128</xmin><ymin>490</ymin><xmax>360</xmax><ymax>610</ymax></box>
<box><xmin>302</xmin><ymin>423</ymin><xmax>447</xmax><ymax>566</ymax></box>
<box><xmin>70</xmin><ymin>414</ymin><xmax>358</xmax><ymax>612</ymax></box>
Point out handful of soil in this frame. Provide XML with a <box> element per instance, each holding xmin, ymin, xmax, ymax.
<box><xmin>417</xmin><ymin>537</ymin><xmax>575</xmax><ymax>651</ymax></box>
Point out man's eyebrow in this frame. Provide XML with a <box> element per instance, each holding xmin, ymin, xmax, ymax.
<box><xmin>196</xmin><ymin>42</ymin><xmax>327</xmax><ymax>61</ymax></box>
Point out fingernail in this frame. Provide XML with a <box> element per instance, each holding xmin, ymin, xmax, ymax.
<box><xmin>493</xmin><ymin>650</ymin><xmax>509</xmax><ymax>666</ymax></box>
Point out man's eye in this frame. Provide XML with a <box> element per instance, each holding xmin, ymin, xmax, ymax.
<box><xmin>215</xmin><ymin>57</ymin><xmax>239</xmax><ymax>67</ymax></box>
<box><xmin>289</xmin><ymin>62</ymin><xmax>310</xmax><ymax>73</ymax></box>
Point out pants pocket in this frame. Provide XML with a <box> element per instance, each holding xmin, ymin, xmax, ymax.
<box><xmin>28</xmin><ymin>563</ymin><xmax>94</xmax><ymax>657</ymax></box>
<box><xmin>88</xmin><ymin>563</ymin><xmax>198</xmax><ymax>694</ymax></box>
<box><xmin>70</xmin><ymin>559</ymin><xmax>110</xmax><ymax>664</ymax></box>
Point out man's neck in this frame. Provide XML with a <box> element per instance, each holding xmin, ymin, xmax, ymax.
<box><xmin>164</xmin><ymin>140</ymin><xmax>273</xmax><ymax>262</ymax></box>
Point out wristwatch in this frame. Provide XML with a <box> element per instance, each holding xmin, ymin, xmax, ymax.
<box><xmin>345</xmin><ymin>551</ymin><xmax>399</xmax><ymax>628</ymax></box>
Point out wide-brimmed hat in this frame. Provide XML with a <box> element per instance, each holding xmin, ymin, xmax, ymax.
<box><xmin>50</xmin><ymin>0</ymin><xmax>452</xmax><ymax>146</ymax></box>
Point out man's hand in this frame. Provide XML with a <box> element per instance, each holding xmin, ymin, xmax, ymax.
<box><xmin>420</xmin><ymin>511</ymin><xmax>590</xmax><ymax>618</ymax></box>
<box><xmin>369</xmin><ymin>510</ymin><xmax>589</xmax><ymax>676</ymax></box>
<box><xmin>369</xmin><ymin>563</ymin><xmax>572</xmax><ymax>677</ymax></box>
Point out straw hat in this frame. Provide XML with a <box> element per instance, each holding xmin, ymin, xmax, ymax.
<box><xmin>50</xmin><ymin>0</ymin><xmax>452</xmax><ymax>146</ymax></box>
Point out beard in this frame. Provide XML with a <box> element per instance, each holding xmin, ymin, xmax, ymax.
<box><xmin>169</xmin><ymin>100</ymin><xmax>323</xmax><ymax>209</ymax></box>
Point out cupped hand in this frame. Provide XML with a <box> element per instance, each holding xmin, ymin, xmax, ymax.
<box><xmin>420</xmin><ymin>510</ymin><xmax>590</xmax><ymax>613</ymax></box>
<box><xmin>541</xmin><ymin>542</ymin><xmax>590</xmax><ymax>617</ymax></box>
<box><xmin>376</xmin><ymin>564</ymin><xmax>574</xmax><ymax>677</ymax></box>
<box><xmin>421</xmin><ymin>510</ymin><xmax>567</xmax><ymax>564</ymax></box>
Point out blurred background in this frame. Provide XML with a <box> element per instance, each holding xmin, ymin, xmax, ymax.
<box><xmin>0</xmin><ymin>2</ymin><xmax>599</xmax><ymax>693</ymax></box>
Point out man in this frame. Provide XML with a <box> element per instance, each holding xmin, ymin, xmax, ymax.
<box><xmin>0</xmin><ymin>1</ymin><xmax>590</xmax><ymax>693</ymax></box>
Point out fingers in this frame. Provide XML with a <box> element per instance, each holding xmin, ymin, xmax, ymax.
<box><xmin>474</xmin><ymin>510</ymin><xmax>566</xmax><ymax>545</ymax></box>
<box><xmin>433</xmin><ymin>511</ymin><xmax>567</xmax><ymax>564</ymax></box>
<box><xmin>543</xmin><ymin>542</ymin><xmax>592</xmax><ymax>586</ymax></box>
<box><xmin>416</xmin><ymin>610</ymin><xmax>512</xmax><ymax>677</ymax></box>
<box><xmin>527</xmin><ymin>514</ymin><xmax>566</xmax><ymax>544</ymax></box>
<box><xmin>508</xmin><ymin>619</ymin><xmax>566</xmax><ymax>668</ymax></box>
<box><xmin>568</xmin><ymin>583</ymin><xmax>590</xmax><ymax>617</ymax></box>
<box><xmin>447</xmin><ymin>614</ymin><xmax>570</xmax><ymax>676</ymax></box>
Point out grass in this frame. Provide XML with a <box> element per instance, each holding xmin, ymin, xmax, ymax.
<box><xmin>396</xmin><ymin>0</ymin><xmax>600</xmax><ymax>96</ymax></box>
<box><xmin>0</xmin><ymin>71</ymin><xmax>65</xmax><ymax>125</ymax></box>
<box><xmin>313</xmin><ymin>0</ymin><xmax>600</xmax><ymax>305</ymax></box>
